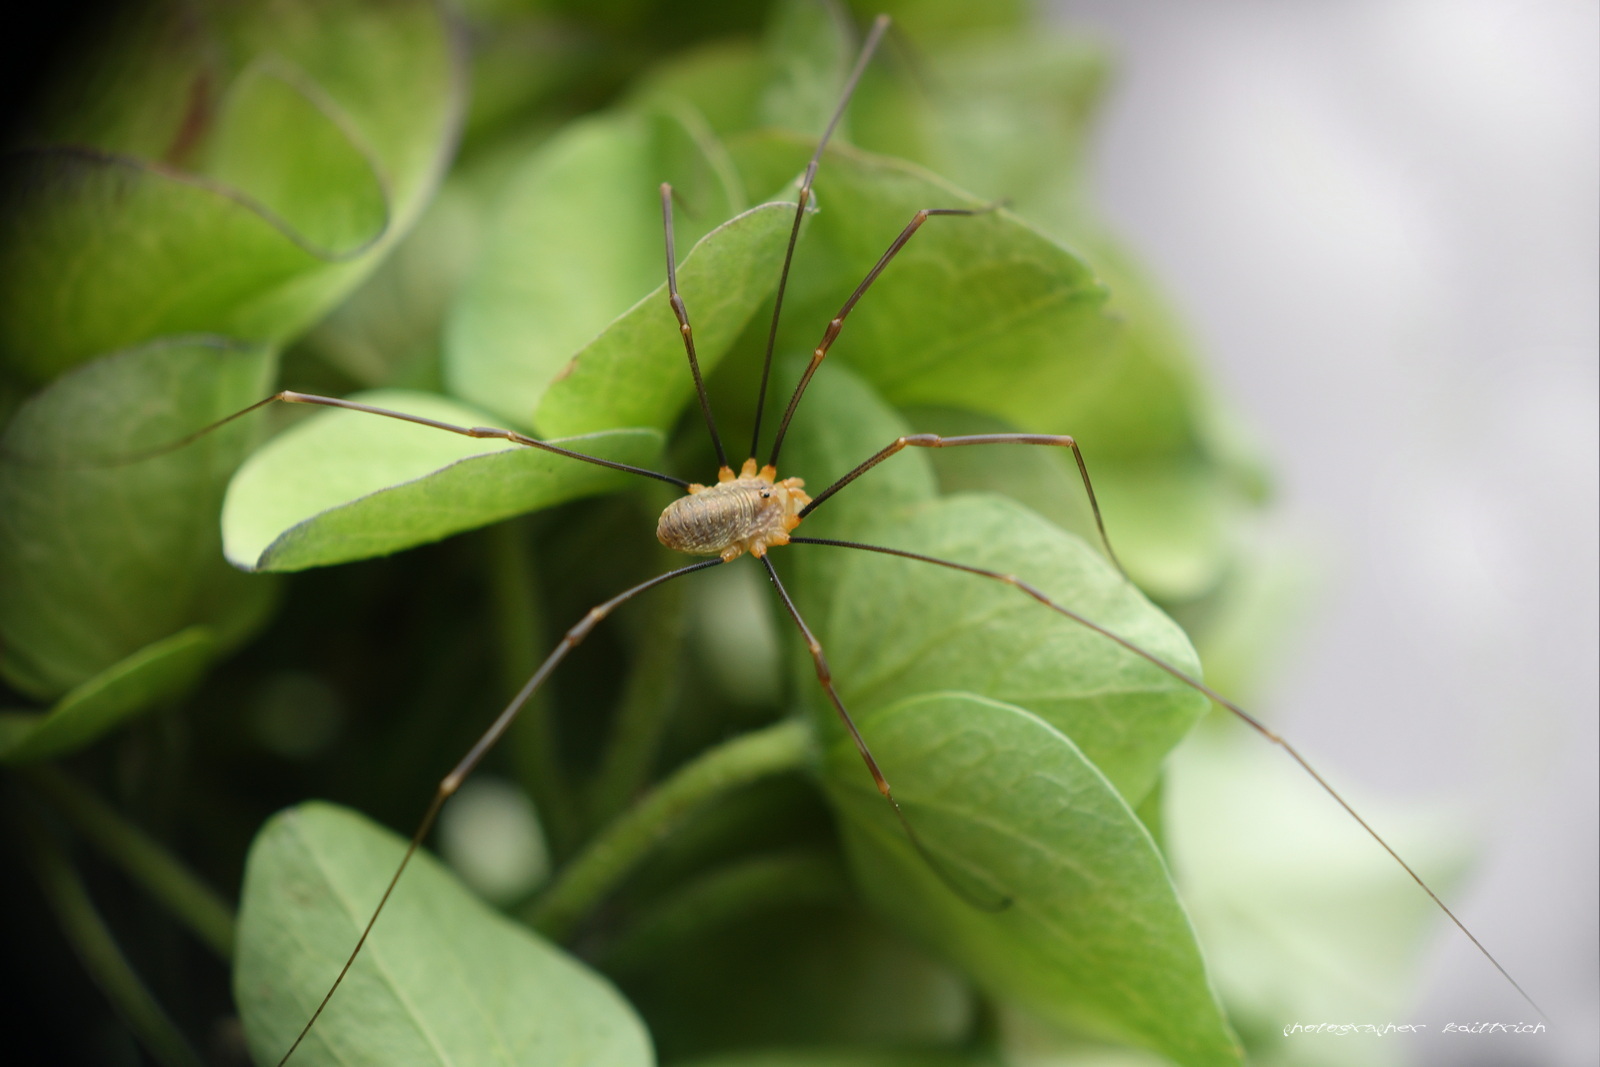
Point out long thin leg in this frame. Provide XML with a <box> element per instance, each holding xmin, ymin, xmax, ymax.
<box><xmin>801</xmin><ymin>432</ymin><xmax>1124</xmax><ymax>574</ymax></box>
<box><xmin>756</xmin><ymin>554</ymin><xmax>1007</xmax><ymax>912</ymax></box>
<box><xmin>788</xmin><ymin>534</ymin><xmax>1548</xmax><ymax>1021</ymax></box>
<box><xmin>765</xmin><ymin>204</ymin><xmax>1000</xmax><ymax>469</ymax></box>
<box><xmin>273</xmin><ymin>557</ymin><xmax>725</xmax><ymax>1067</ymax></box>
<box><xmin>749</xmin><ymin>14</ymin><xmax>892</xmax><ymax>461</ymax></box>
<box><xmin>127</xmin><ymin>391</ymin><xmax>690</xmax><ymax>489</ymax></box>
<box><xmin>661</xmin><ymin>183</ymin><xmax>729</xmax><ymax>472</ymax></box>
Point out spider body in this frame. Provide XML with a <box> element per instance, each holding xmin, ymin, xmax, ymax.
<box><xmin>656</xmin><ymin>458</ymin><xmax>810</xmax><ymax>561</ymax></box>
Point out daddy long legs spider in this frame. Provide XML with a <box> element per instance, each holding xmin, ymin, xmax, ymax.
<box><xmin>0</xmin><ymin>4</ymin><xmax>1560</xmax><ymax>1066</ymax></box>
<box><xmin>206</xmin><ymin>14</ymin><xmax>1542</xmax><ymax>1067</ymax></box>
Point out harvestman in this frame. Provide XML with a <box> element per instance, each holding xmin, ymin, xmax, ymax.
<box><xmin>181</xmin><ymin>15</ymin><xmax>1544</xmax><ymax>1064</ymax></box>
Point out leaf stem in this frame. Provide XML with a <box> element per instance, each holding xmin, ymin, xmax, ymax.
<box><xmin>600</xmin><ymin>847</ymin><xmax>847</xmax><ymax>971</ymax></box>
<box><xmin>484</xmin><ymin>520</ymin><xmax>581</xmax><ymax>861</ymax></box>
<box><xmin>586</xmin><ymin>562</ymin><xmax>690</xmax><ymax>826</ymax></box>
<box><xmin>525</xmin><ymin>717</ymin><xmax>812</xmax><ymax>939</ymax></box>
<box><xmin>12</xmin><ymin>799</ymin><xmax>206</xmax><ymax>1067</ymax></box>
<box><xmin>18</xmin><ymin>765</ymin><xmax>236</xmax><ymax>961</ymax></box>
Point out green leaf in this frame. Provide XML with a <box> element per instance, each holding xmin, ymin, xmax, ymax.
<box><xmin>0</xmin><ymin>147</ymin><xmax>353</xmax><ymax>383</ymax></box>
<box><xmin>0</xmin><ymin>0</ymin><xmax>461</xmax><ymax>382</ymax></box>
<box><xmin>1083</xmin><ymin>456</ymin><xmax>1237</xmax><ymax>604</ymax></box>
<box><xmin>0</xmin><ymin>337</ymin><xmax>277</xmax><ymax>698</ymax></box>
<box><xmin>779</xmin><ymin>360</ymin><xmax>939</xmax><ymax>539</ymax></box>
<box><xmin>446</xmin><ymin>107</ymin><xmax>754</xmax><ymax>430</ymax></box>
<box><xmin>756</xmin><ymin>0</ymin><xmax>854</xmax><ymax>135</ymax></box>
<box><xmin>632</xmin><ymin>42</ymin><xmax>767</xmax><ymax>143</ymax></box>
<box><xmin>0</xmin><ymin>627</ymin><xmax>215</xmax><ymax>764</ymax></box>
<box><xmin>776</xmin><ymin>360</ymin><xmax>938</xmax><ymax>630</ymax></box>
<box><xmin>235</xmin><ymin>802</ymin><xmax>653</xmax><ymax>1067</ymax></box>
<box><xmin>822</xmin><ymin>27</ymin><xmax>1269</xmax><ymax>603</ymax></box>
<box><xmin>907</xmin><ymin>404</ymin><xmax>1104</xmax><ymax>562</ymax></box>
<box><xmin>917</xmin><ymin>398</ymin><xmax>1251</xmax><ymax>604</ymax></box>
<box><xmin>208</xmin><ymin>0</ymin><xmax>462</xmax><ymax>237</ymax></box>
<box><xmin>822</xmin><ymin>494</ymin><xmax>1208</xmax><ymax>806</ymax></box>
<box><xmin>299</xmin><ymin>174</ymin><xmax>488</xmax><ymax>390</ymax></box>
<box><xmin>727</xmin><ymin>137</ymin><xmax>1118</xmax><ymax>433</ymax></box>
<box><xmin>857</xmin><ymin>0</ymin><xmax>1030</xmax><ymax>42</ymax></box>
<box><xmin>777</xmin><ymin>363</ymin><xmax>1226</xmax><ymax>1061</ymax></box>
<box><xmin>202</xmin><ymin>59</ymin><xmax>388</xmax><ymax>255</ymax></box>
<box><xmin>221</xmin><ymin>389</ymin><xmax>663</xmax><ymax>572</ymax></box>
<box><xmin>849</xmin><ymin>32</ymin><xmax>1109</xmax><ymax>215</ymax></box>
<box><xmin>822</xmin><ymin>693</ymin><xmax>1240</xmax><ymax>1067</ymax></box>
<box><xmin>23</xmin><ymin>2</ymin><xmax>217</xmax><ymax>159</ymax></box>
<box><xmin>535</xmin><ymin>201</ymin><xmax>797</xmax><ymax>439</ymax></box>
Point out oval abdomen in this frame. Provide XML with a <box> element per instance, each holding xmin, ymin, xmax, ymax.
<box><xmin>656</xmin><ymin>474</ymin><xmax>807</xmax><ymax>560</ymax></box>
<box><xmin>657</xmin><ymin>481</ymin><xmax>767</xmax><ymax>556</ymax></box>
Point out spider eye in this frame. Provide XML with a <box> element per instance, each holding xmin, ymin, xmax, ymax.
<box><xmin>761</xmin><ymin>491</ymin><xmax>772</xmax><ymax>499</ymax></box>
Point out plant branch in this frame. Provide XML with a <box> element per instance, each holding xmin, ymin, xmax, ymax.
<box><xmin>19</xmin><ymin>765</ymin><xmax>235</xmax><ymax>961</ymax></box>
<box><xmin>587</xmin><ymin>561</ymin><xmax>690</xmax><ymax>826</ymax></box>
<box><xmin>600</xmin><ymin>847</ymin><xmax>847</xmax><ymax>971</ymax></box>
<box><xmin>484</xmin><ymin>520</ymin><xmax>581</xmax><ymax>861</ymax></box>
<box><xmin>12</xmin><ymin>798</ymin><xmax>206</xmax><ymax>1067</ymax></box>
<box><xmin>525</xmin><ymin>717</ymin><xmax>811</xmax><ymax>939</ymax></box>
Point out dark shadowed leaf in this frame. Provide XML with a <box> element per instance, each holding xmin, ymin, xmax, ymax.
<box><xmin>0</xmin><ymin>337</ymin><xmax>276</xmax><ymax>698</ymax></box>
<box><xmin>621</xmin><ymin>899</ymin><xmax>974</xmax><ymax>1060</ymax></box>
<box><xmin>0</xmin><ymin>0</ymin><xmax>461</xmax><ymax>381</ymax></box>
<box><xmin>0</xmin><ymin>627</ymin><xmax>215</xmax><ymax>763</ymax></box>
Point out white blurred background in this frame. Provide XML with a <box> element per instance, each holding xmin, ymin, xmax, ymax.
<box><xmin>1053</xmin><ymin>1</ymin><xmax>1597</xmax><ymax>1064</ymax></box>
